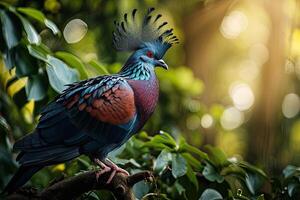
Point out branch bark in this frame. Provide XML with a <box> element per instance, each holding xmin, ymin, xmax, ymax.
<box><xmin>6</xmin><ymin>170</ymin><xmax>152</xmax><ymax>200</ymax></box>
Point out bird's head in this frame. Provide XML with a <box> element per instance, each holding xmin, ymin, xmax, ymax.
<box><xmin>128</xmin><ymin>42</ymin><xmax>169</xmax><ymax>70</ymax></box>
<box><xmin>113</xmin><ymin>8</ymin><xmax>178</xmax><ymax>72</ymax></box>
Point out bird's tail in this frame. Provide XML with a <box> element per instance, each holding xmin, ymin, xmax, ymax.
<box><xmin>2</xmin><ymin>165</ymin><xmax>42</xmax><ymax>194</ymax></box>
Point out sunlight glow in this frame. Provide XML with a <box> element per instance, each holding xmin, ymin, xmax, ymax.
<box><xmin>229</xmin><ymin>83</ymin><xmax>255</xmax><ymax>111</ymax></box>
<box><xmin>221</xmin><ymin>107</ymin><xmax>244</xmax><ymax>130</ymax></box>
<box><xmin>201</xmin><ymin>114</ymin><xmax>214</xmax><ymax>128</ymax></box>
<box><xmin>282</xmin><ymin>93</ymin><xmax>300</xmax><ymax>118</ymax></box>
<box><xmin>239</xmin><ymin>59</ymin><xmax>260</xmax><ymax>81</ymax></box>
<box><xmin>248</xmin><ymin>43</ymin><xmax>269</xmax><ymax>65</ymax></box>
<box><xmin>285</xmin><ymin>59</ymin><xmax>294</xmax><ymax>74</ymax></box>
<box><xmin>63</xmin><ymin>19</ymin><xmax>88</xmax><ymax>44</ymax></box>
<box><xmin>220</xmin><ymin>10</ymin><xmax>248</xmax><ymax>39</ymax></box>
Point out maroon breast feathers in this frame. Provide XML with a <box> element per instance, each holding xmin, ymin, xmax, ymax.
<box><xmin>127</xmin><ymin>77</ymin><xmax>159</xmax><ymax>125</ymax></box>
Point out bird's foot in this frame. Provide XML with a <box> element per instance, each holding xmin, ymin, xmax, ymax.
<box><xmin>93</xmin><ymin>158</ymin><xmax>129</xmax><ymax>184</ymax></box>
<box><xmin>94</xmin><ymin>159</ymin><xmax>111</xmax><ymax>181</ymax></box>
<box><xmin>103</xmin><ymin>159</ymin><xmax>130</xmax><ymax>184</ymax></box>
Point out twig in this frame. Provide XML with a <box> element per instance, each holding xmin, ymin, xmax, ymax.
<box><xmin>6</xmin><ymin>170</ymin><xmax>152</xmax><ymax>200</ymax></box>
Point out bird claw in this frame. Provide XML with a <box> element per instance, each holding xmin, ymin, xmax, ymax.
<box><xmin>93</xmin><ymin>158</ymin><xmax>129</xmax><ymax>184</ymax></box>
<box><xmin>94</xmin><ymin>158</ymin><xmax>110</xmax><ymax>182</ymax></box>
<box><xmin>106</xmin><ymin>164</ymin><xmax>129</xmax><ymax>184</ymax></box>
<box><xmin>95</xmin><ymin>165</ymin><xmax>111</xmax><ymax>182</ymax></box>
<box><xmin>94</xmin><ymin>158</ymin><xmax>104</xmax><ymax>167</ymax></box>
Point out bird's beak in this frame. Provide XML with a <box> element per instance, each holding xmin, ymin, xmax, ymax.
<box><xmin>155</xmin><ymin>59</ymin><xmax>168</xmax><ymax>70</ymax></box>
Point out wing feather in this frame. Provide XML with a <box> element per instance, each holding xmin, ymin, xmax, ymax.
<box><xmin>58</xmin><ymin>76</ymin><xmax>137</xmax><ymax>127</ymax></box>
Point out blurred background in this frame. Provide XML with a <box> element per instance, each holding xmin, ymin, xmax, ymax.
<box><xmin>1</xmin><ymin>0</ymin><xmax>300</xmax><ymax>195</ymax></box>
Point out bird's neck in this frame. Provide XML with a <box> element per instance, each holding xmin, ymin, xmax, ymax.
<box><xmin>126</xmin><ymin>71</ymin><xmax>159</xmax><ymax>131</ymax></box>
<box><xmin>119</xmin><ymin>62</ymin><xmax>153</xmax><ymax>81</ymax></box>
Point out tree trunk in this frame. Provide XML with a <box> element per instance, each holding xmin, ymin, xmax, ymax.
<box><xmin>246</xmin><ymin>0</ymin><xmax>288</xmax><ymax>173</ymax></box>
<box><xmin>183</xmin><ymin>0</ymin><xmax>236</xmax><ymax>145</ymax></box>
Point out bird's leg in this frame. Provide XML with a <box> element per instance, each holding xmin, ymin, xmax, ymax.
<box><xmin>93</xmin><ymin>158</ymin><xmax>111</xmax><ymax>181</ymax></box>
<box><xmin>103</xmin><ymin>158</ymin><xmax>130</xmax><ymax>184</ymax></box>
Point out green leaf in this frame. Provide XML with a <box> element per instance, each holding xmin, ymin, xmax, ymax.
<box><xmin>128</xmin><ymin>158</ymin><xmax>141</xmax><ymax>167</ymax></box>
<box><xmin>220</xmin><ymin>163</ymin><xmax>246</xmax><ymax>177</ymax></box>
<box><xmin>27</xmin><ymin>44</ymin><xmax>50</xmax><ymax>61</ymax></box>
<box><xmin>199</xmin><ymin>189</ymin><xmax>223</xmax><ymax>200</ymax></box>
<box><xmin>18</xmin><ymin>14</ymin><xmax>40</xmax><ymax>44</ymax></box>
<box><xmin>0</xmin><ymin>10</ymin><xmax>21</xmax><ymax>49</ymax></box>
<box><xmin>172</xmin><ymin>153</ymin><xmax>187</xmax><ymax>178</ymax></box>
<box><xmin>205</xmin><ymin>145</ymin><xmax>229</xmax><ymax>167</ymax></box>
<box><xmin>288</xmin><ymin>182</ymin><xmax>300</xmax><ymax>197</ymax></box>
<box><xmin>17</xmin><ymin>7</ymin><xmax>44</xmax><ymax>22</ymax></box>
<box><xmin>238</xmin><ymin>161</ymin><xmax>267</xmax><ymax>178</ymax></box>
<box><xmin>46</xmin><ymin>55</ymin><xmax>79</xmax><ymax>92</ymax></box>
<box><xmin>2</xmin><ymin>48</ymin><xmax>15</xmax><ymax>70</ymax></box>
<box><xmin>159</xmin><ymin>130</ymin><xmax>178</xmax><ymax>146</ymax></box>
<box><xmin>181</xmin><ymin>152</ymin><xmax>202</xmax><ymax>170</ymax></box>
<box><xmin>142</xmin><ymin>193</ymin><xmax>171</xmax><ymax>200</ymax></box>
<box><xmin>143</xmin><ymin>142</ymin><xmax>173</xmax><ymax>151</ymax></box>
<box><xmin>85</xmin><ymin>192</ymin><xmax>100</xmax><ymax>200</ymax></box>
<box><xmin>55</xmin><ymin>51</ymin><xmax>88</xmax><ymax>79</ymax></box>
<box><xmin>179</xmin><ymin>143</ymin><xmax>208</xmax><ymax>160</ymax></box>
<box><xmin>186</xmin><ymin>164</ymin><xmax>199</xmax><ymax>190</ymax></box>
<box><xmin>109</xmin><ymin>157</ymin><xmax>141</xmax><ymax>168</ymax></box>
<box><xmin>203</xmin><ymin>163</ymin><xmax>224</xmax><ymax>183</ymax></box>
<box><xmin>0</xmin><ymin>115</ymin><xmax>10</xmax><ymax>135</ymax></box>
<box><xmin>174</xmin><ymin>181</ymin><xmax>186</xmax><ymax>195</ymax></box>
<box><xmin>283</xmin><ymin>165</ymin><xmax>299</xmax><ymax>178</ymax></box>
<box><xmin>14</xmin><ymin>45</ymin><xmax>38</xmax><ymax>77</ymax></box>
<box><xmin>25</xmin><ymin>74</ymin><xmax>47</xmax><ymax>100</ymax></box>
<box><xmin>154</xmin><ymin>149</ymin><xmax>172</xmax><ymax>174</ymax></box>
<box><xmin>133</xmin><ymin>181</ymin><xmax>150</xmax><ymax>199</ymax></box>
<box><xmin>44</xmin><ymin>19</ymin><xmax>59</xmax><ymax>35</ymax></box>
<box><xmin>76</xmin><ymin>157</ymin><xmax>90</xmax><ymax>168</ymax></box>
<box><xmin>147</xmin><ymin>131</ymin><xmax>177</xmax><ymax>149</ymax></box>
<box><xmin>88</xmin><ymin>59</ymin><xmax>109</xmax><ymax>75</ymax></box>
<box><xmin>256</xmin><ymin>194</ymin><xmax>265</xmax><ymax>200</ymax></box>
<box><xmin>5</xmin><ymin>76</ymin><xmax>18</xmax><ymax>91</ymax></box>
<box><xmin>245</xmin><ymin>172</ymin><xmax>264</xmax><ymax>195</ymax></box>
<box><xmin>17</xmin><ymin>7</ymin><xmax>59</xmax><ymax>35</ymax></box>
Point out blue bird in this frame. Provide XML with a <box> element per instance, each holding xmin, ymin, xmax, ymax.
<box><xmin>3</xmin><ymin>8</ymin><xmax>178</xmax><ymax>194</ymax></box>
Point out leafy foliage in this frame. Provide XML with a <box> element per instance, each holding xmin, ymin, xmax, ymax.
<box><xmin>110</xmin><ymin>132</ymin><xmax>266</xmax><ymax>199</ymax></box>
<box><xmin>0</xmin><ymin>2</ymin><xmax>91</xmax><ymax>105</ymax></box>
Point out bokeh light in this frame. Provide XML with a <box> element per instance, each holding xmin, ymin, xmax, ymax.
<box><xmin>282</xmin><ymin>93</ymin><xmax>300</xmax><ymax>118</ymax></box>
<box><xmin>201</xmin><ymin>114</ymin><xmax>214</xmax><ymax>128</ymax></box>
<box><xmin>186</xmin><ymin>115</ymin><xmax>201</xmax><ymax>130</ymax></box>
<box><xmin>220</xmin><ymin>10</ymin><xmax>248</xmax><ymax>39</ymax></box>
<box><xmin>221</xmin><ymin>107</ymin><xmax>244</xmax><ymax>130</ymax></box>
<box><xmin>229</xmin><ymin>82</ymin><xmax>255</xmax><ymax>111</ymax></box>
<box><xmin>63</xmin><ymin>19</ymin><xmax>88</xmax><ymax>44</ymax></box>
<box><xmin>248</xmin><ymin>43</ymin><xmax>269</xmax><ymax>65</ymax></box>
<box><xmin>239</xmin><ymin>59</ymin><xmax>260</xmax><ymax>81</ymax></box>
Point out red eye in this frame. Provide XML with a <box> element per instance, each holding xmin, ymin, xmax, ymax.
<box><xmin>146</xmin><ymin>51</ymin><xmax>154</xmax><ymax>58</ymax></box>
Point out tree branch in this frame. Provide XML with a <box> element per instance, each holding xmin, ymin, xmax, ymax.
<box><xmin>6</xmin><ymin>170</ymin><xmax>152</xmax><ymax>200</ymax></box>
